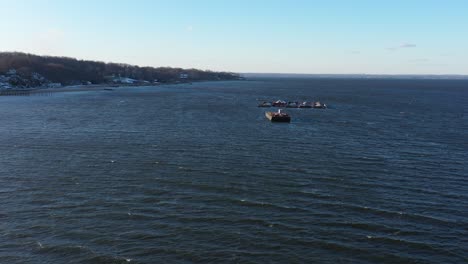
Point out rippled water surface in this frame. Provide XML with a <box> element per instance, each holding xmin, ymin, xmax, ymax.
<box><xmin>1</xmin><ymin>78</ymin><xmax>467</xmax><ymax>263</ymax></box>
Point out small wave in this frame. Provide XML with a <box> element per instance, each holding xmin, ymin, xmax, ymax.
<box><xmin>233</xmin><ymin>198</ymin><xmax>309</xmax><ymax>213</ymax></box>
<box><xmin>87</xmin><ymin>255</ymin><xmax>133</xmax><ymax>264</ymax></box>
<box><xmin>367</xmin><ymin>235</ymin><xmax>468</xmax><ymax>261</ymax></box>
<box><xmin>37</xmin><ymin>243</ymin><xmax>91</xmax><ymax>254</ymax></box>
<box><xmin>36</xmin><ymin>242</ymin><xmax>133</xmax><ymax>264</ymax></box>
<box><xmin>323</xmin><ymin>221</ymin><xmax>404</xmax><ymax>234</ymax></box>
<box><xmin>315</xmin><ymin>201</ymin><xmax>460</xmax><ymax>226</ymax></box>
<box><xmin>293</xmin><ymin>189</ymin><xmax>335</xmax><ymax>199</ymax></box>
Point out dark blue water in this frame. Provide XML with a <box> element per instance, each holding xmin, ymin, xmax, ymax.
<box><xmin>1</xmin><ymin>78</ymin><xmax>467</xmax><ymax>263</ymax></box>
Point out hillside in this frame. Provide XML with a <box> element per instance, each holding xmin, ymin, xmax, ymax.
<box><xmin>0</xmin><ymin>52</ymin><xmax>241</xmax><ymax>89</ymax></box>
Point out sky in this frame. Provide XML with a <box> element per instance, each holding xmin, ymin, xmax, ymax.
<box><xmin>1</xmin><ymin>0</ymin><xmax>467</xmax><ymax>74</ymax></box>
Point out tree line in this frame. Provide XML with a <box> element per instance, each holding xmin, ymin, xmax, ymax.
<box><xmin>0</xmin><ymin>52</ymin><xmax>240</xmax><ymax>85</ymax></box>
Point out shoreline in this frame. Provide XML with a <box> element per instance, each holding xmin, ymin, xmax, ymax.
<box><xmin>0</xmin><ymin>79</ymin><xmax>243</xmax><ymax>96</ymax></box>
<box><xmin>0</xmin><ymin>84</ymin><xmax>138</xmax><ymax>95</ymax></box>
<box><xmin>31</xmin><ymin>83</ymin><xmax>147</xmax><ymax>94</ymax></box>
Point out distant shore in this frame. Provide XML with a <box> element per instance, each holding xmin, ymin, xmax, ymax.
<box><xmin>31</xmin><ymin>83</ymin><xmax>148</xmax><ymax>94</ymax></box>
<box><xmin>0</xmin><ymin>84</ymin><xmax>146</xmax><ymax>95</ymax></box>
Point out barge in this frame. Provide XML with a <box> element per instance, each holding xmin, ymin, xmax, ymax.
<box><xmin>265</xmin><ymin>109</ymin><xmax>291</xmax><ymax>123</ymax></box>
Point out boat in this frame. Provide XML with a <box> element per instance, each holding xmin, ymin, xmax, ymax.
<box><xmin>265</xmin><ymin>109</ymin><xmax>291</xmax><ymax>122</ymax></box>
<box><xmin>313</xmin><ymin>101</ymin><xmax>327</xmax><ymax>109</ymax></box>
<box><xmin>258</xmin><ymin>101</ymin><xmax>272</xmax><ymax>107</ymax></box>
<box><xmin>299</xmin><ymin>101</ymin><xmax>312</xmax><ymax>108</ymax></box>
<box><xmin>286</xmin><ymin>101</ymin><xmax>299</xmax><ymax>108</ymax></box>
<box><xmin>272</xmin><ymin>100</ymin><xmax>287</xmax><ymax>107</ymax></box>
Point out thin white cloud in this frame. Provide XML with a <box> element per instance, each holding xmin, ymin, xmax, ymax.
<box><xmin>387</xmin><ymin>43</ymin><xmax>417</xmax><ymax>51</ymax></box>
<box><xmin>410</xmin><ymin>58</ymin><xmax>429</xmax><ymax>62</ymax></box>
<box><xmin>401</xmin><ymin>43</ymin><xmax>416</xmax><ymax>48</ymax></box>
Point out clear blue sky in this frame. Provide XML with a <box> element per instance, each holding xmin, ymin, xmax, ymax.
<box><xmin>1</xmin><ymin>0</ymin><xmax>467</xmax><ymax>74</ymax></box>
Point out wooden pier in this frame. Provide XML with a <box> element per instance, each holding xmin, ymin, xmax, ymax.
<box><xmin>0</xmin><ymin>89</ymin><xmax>54</xmax><ymax>96</ymax></box>
<box><xmin>0</xmin><ymin>90</ymin><xmax>32</xmax><ymax>96</ymax></box>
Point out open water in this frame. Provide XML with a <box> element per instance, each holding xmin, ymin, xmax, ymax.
<box><xmin>0</xmin><ymin>78</ymin><xmax>467</xmax><ymax>263</ymax></box>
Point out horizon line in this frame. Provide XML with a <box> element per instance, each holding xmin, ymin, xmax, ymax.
<box><xmin>242</xmin><ymin>72</ymin><xmax>468</xmax><ymax>77</ymax></box>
